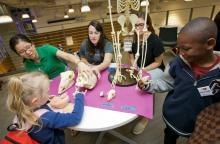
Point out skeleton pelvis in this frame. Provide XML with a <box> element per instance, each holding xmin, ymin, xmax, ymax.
<box><xmin>118</xmin><ymin>14</ymin><xmax>138</xmax><ymax>36</ymax></box>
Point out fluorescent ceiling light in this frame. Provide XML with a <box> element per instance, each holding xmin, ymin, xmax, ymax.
<box><xmin>0</xmin><ymin>15</ymin><xmax>13</xmax><ymax>24</ymax></box>
<box><xmin>68</xmin><ymin>8</ymin><xmax>74</xmax><ymax>13</ymax></box>
<box><xmin>184</xmin><ymin>0</ymin><xmax>193</xmax><ymax>1</ymax></box>
<box><xmin>68</xmin><ymin>5</ymin><xmax>74</xmax><ymax>13</ymax></box>
<box><xmin>22</xmin><ymin>13</ymin><xmax>30</xmax><ymax>19</ymax></box>
<box><xmin>64</xmin><ymin>12</ymin><xmax>69</xmax><ymax>18</ymax></box>
<box><xmin>32</xmin><ymin>19</ymin><xmax>37</xmax><ymax>23</ymax></box>
<box><xmin>81</xmin><ymin>5</ymin><xmax>90</xmax><ymax>12</ymax></box>
<box><xmin>0</xmin><ymin>3</ymin><xmax>13</xmax><ymax>24</ymax></box>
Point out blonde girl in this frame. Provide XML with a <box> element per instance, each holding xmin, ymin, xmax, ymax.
<box><xmin>7</xmin><ymin>72</ymin><xmax>84</xmax><ymax>144</ymax></box>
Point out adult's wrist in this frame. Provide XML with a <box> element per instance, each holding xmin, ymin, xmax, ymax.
<box><xmin>76</xmin><ymin>60</ymin><xmax>84</xmax><ymax>65</ymax></box>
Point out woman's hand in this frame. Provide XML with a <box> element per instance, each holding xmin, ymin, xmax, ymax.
<box><xmin>77</xmin><ymin>61</ymin><xmax>93</xmax><ymax>76</ymax></box>
<box><xmin>91</xmin><ymin>66</ymin><xmax>101</xmax><ymax>79</ymax></box>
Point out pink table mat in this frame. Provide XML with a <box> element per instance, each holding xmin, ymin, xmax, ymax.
<box><xmin>49</xmin><ymin>69</ymin><xmax>153</xmax><ymax>119</ymax></box>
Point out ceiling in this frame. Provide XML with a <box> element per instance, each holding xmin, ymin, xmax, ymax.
<box><xmin>0</xmin><ymin>0</ymin><xmax>114</xmax><ymax>21</ymax></box>
<box><xmin>1</xmin><ymin>0</ymin><xmax>219</xmax><ymax>26</ymax></box>
<box><xmin>0</xmin><ymin>0</ymin><xmax>108</xmax><ymax>8</ymax></box>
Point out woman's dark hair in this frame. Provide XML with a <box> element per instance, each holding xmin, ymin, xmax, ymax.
<box><xmin>137</xmin><ymin>12</ymin><xmax>155</xmax><ymax>34</ymax></box>
<box><xmin>87</xmin><ymin>20</ymin><xmax>106</xmax><ymax>62</ymax></box>
<box><xmin>133</xmin><ymin>12</ymin><xmax>155</xmax><ymax>42</ymax></box>
<box><xmin>9</xmin><ymin>34</ymin><xmax>32</xmax><ymax>54</ymax></box>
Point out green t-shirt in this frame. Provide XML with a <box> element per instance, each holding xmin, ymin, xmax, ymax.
<box><xmin>24</xmin><ymin>44</ymin><xmax>66</xmax><ymax>79</ymax></box>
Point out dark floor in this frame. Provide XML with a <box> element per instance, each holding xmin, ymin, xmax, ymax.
<box><xmin>0</xmin><ymin>50</ymin><xmax>187</xmax><ymax>144</ymax></box>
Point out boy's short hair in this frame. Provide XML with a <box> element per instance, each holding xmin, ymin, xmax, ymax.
<box><xmin>180</xmin><ymin>17</ymin><xmax>217</xmax><ymax>43</ymax></box>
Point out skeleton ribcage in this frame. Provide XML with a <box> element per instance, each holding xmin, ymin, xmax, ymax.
<box><xmin>117</xmin><ymin>0</ymin><xmax>140</xmax><ymax>13</ymax></box>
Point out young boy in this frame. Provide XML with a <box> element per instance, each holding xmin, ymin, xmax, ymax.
<box><xmin>138</xmin><ymin>17</ymin><xmax>220</xmax><ymax>144</ymax></box>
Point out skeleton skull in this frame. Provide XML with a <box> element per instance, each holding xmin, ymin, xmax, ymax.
<box><xmin>58</xmin><ymin>70</ymin><xmax>75</xmax><ymax>94</ymax></box>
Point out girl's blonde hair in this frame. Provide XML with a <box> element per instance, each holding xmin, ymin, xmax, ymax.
<box><xmin>7</xmin><ymin>72</ymin><xmax>49</xmax><ymax>129</ymax></box>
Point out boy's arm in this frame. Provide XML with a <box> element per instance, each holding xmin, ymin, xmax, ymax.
<box><xmin>144</xmin><ymin>64</ymin><xmax>175</xmax><ymax>93</ymax></box>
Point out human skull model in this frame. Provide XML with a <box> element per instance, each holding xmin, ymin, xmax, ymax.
<box><xmin>76</xmin><ymin>72</ymin><xmax>97</xmax><ymax>89</ymax></box>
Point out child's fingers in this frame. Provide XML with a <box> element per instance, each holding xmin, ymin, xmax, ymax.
<box><xmin>138</xmin><ymin>80</ymin><xmax>145</xmax><ymax>89</ymax></box>
<box><xmin>142</xmin><ymin>76</ymin><xmax>150</xmax><ymax>83</ymax></box>
<box><xmin>138</xmin><ymin>79</ymin><xmax>150</xmax><ymax>90</ymax></box>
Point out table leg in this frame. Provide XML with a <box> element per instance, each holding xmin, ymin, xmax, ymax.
<box><xmin>95</xmin><ymin>131</ymin><xmax>106</xmax><ymax>144</ymax></box>
<box><xmin>95</xmin><ymin>130</ymin><xmax>137</xmax><ymax>144</ymax></box>
<box><xmin>108</xmin><ymin>130</ymin><xmax>137</xmax><ymax>144</ymax></box>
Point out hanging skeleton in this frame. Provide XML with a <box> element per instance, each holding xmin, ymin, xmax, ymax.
<box><xmin>130</xmin><ymin>0</ymin><xmax>150</xmax><ymax>81</ymax></box>
<box><xmin>108</xmin><ymin>0</ymin><xmax>140</xmax><ymax>83</ymax></box>
<box><xmin>107</xmin><ymin>0</ymin><xmax>142</xmax><ymax>101</ymax></box>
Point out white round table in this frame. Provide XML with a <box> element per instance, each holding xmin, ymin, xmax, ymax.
<box><xmin>71</xmin><ymin>106</ymin><xmax>138</xmax><ymax>144</ymax></box>
<box><xmin>72</xmin><ymin>106</ymin><xmax>137</xmax><ymax>131</ymax></box>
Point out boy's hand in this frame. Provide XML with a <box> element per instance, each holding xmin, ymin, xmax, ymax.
<box><xmin>138</xmin><ymin>76</ymin><xmax>151</xmax><ymax>90</ymax></box>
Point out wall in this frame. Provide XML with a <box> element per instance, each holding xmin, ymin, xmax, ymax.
<box><xmin>32</xmin><ymin>0</ymin><xmax>220</xmax><ymax>34</ymax></box>
<box><xmin>33</xmin><ymin>2</ymin><xmax>111</xmax><ymax>33</ymax></box>
<box><xmin>149</xmin><ymin>0</ymin><xmax>220</xmax><ymax>34</ymax></box>
<box><xmin>0</xmin><ymin>23</ymin><xmax>22</xmax><ymax>74</ymax></box>
<box><xmin>29</xmin><ymin>21</ymin><xmax>121</xmax><ymax>53</ymax></box>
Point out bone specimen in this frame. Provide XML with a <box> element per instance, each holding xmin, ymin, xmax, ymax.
<box><xmin>58</xmin><ymin>70</ymin><xmax>75</xmax><ymax>94</ymax></box>
<box><xmin>107</xmin><ymin>0</ymin><xmax>151</xmax><ymax>102</ymax></box>
<box><xmin>100</xmin><ymin>91</ymin><xmax>104</xmax><ymax>97</ymax></box>
<box><xmin>108</xmin><ymin>0</ymin><xmax>140</xmax><ymax>89</ymax></box>
<box><xmin>117</xmin><ymin>0</ymin><xmax>139</xmax><ymax>36</ymax></box>
<box><xmin>76</xmin><ymin>72</ymin><xmax>97</xmax><ymax>89</ymax></box>
<box><xmin>117</xmin><ymin>0</ymin><xmax>140</xmax><ymax>13</ymax></box>
<box><xmin>49</xmin><ymin>94</ymin><xmax>70</xmax><ymax>109</ymax></box>
<box><xmin>107</xmin><ymin>89</ymin><xmax>116</xmax><ymax>101</ymax></box>
<box><xmin>130</xmin><ymin>0</ymin><xmax>150</xmax><ymax>80</ymax></box>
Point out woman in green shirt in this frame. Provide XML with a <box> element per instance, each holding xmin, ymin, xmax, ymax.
<box><xmin>9</xmin><ymin>34</ymin><xmax>92</xmax><ymax>79</ymax></box>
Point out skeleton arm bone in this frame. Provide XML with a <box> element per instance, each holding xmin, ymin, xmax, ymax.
<box><xmin>132</xmin><ymin>29</ymin><xmax>140</xmax><ymax>68</ymax></box>
<box><xmin>143</xmin><ymin>0</ymin><xmax>149</xmax><ymax>31</ymax></box>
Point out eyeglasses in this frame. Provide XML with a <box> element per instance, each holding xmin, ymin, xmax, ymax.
<box><xmin>135</xmin><ymin>23</ymin><xmax>145</xmax><ymax>28</ymax></box>
<box><xmin>17</xmin><ymin>44</ymin><xmax>33</xmax><ymax>55</ymax></box>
